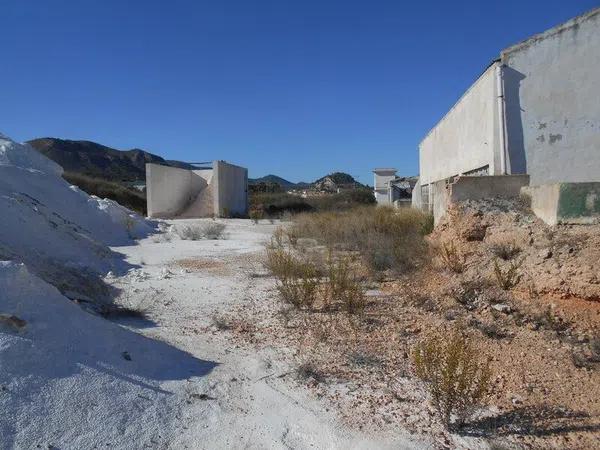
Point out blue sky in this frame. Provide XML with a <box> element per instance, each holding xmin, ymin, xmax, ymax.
<box><xmin>1</xmin><ymin>1</ymin><xmax>596</xmax><ymax>184</ymax></box>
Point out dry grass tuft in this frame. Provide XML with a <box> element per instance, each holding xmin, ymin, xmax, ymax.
<box><xmin>492</xmin><ymin>257</ymin><xmax>523</xmax><ymax>290</ymax></box>
<box><xmin>488</xmin><ymin>240</ymin><xmax>522</xmax><ymax>261</ymax></box>
<box><xmin>438</xmin><ymin>241</ymin><xmax>467</xmax><ymax>273</ymax></box>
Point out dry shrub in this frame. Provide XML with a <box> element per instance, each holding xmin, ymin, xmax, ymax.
<box><xmin>324</xmin><ymin>254</ymin><xmax>366</xmax><ymax>315</ymax></box>
<box><xmin>413</xmin><ymin>329</ymin><xmax>491</xmax><ymax>428</ymax></box>
<box><xmin>488</xmin><ymin>240</ymin><xmax>521</xmax><ymax>261</ymax></box>
<box><xmin>271</xmin><ymin>227</ymin><xmax>286</xmax><ymax>248</ymax></box>
<box><xmin>265</xmin><ymin>246</ymin><xmax>321</xmax><ymax>310</ymax></box>
<box><xmin>291</xmin><ymin>206</ymin><xmax>430</xmax><ymax>273</ymax></box>
<box><xmin>177</xmin><ymin>222</ymin><xmax>226</xmax><ymax>240</ymax></box>
<box><xmin>265</xmin><ymin>247</ymin><xmax>317</xmax><ymax>279</ymax></box>
<box><xmin>276</xmin><ymin>264</ymin><xmax>320</xmax><ymax>310</ymax></box>
<box><xmin>249</xmin><ymin>208</ymin><xmax>264</xmax><ymax>224</ymax></box>
<box><xmin>492</xmin><ymin>257</ymin><xmax>523</xmax><ymax>290</ymax></box>
<box><xmin>297</xmin><ymin>362</ymin><xmax>327</xmax><ymax>383</ymax></box>
<box><xmin>438</xmin><ymin>241</ymin><xmax>466</xmax><ymax>273</ymax></box>
<box><xmin>271</xmin><ymin>226</ymin><xmax>299</xmax><ymax>249</ymax></box>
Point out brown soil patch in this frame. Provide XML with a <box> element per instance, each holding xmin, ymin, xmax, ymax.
<box><xmin>175</xmin><ymin>258</ymin><xmax>230</xmax><ymax>276</ymax></box>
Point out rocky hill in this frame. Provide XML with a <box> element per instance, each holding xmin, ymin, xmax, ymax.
<box><xmin>248</xmin><ymin>175</ymin><xmax>301</xmax><ymax>190</ymax></box>
<box><xmin>250</xmin><ymin>172</ymin><xmax>364</xmax><ymax>192</ymax></box>
<box><xmin>312</xmin><ymin>172</ymin><xmax>365</xmax><ymax>192</ymax></box>
<box><xmin>27</xmin><ymin>137</ymin><xmax>193</xmax><ymax>182</ymax></box>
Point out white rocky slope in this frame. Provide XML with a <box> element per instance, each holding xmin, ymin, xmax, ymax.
<box><xmin>0</xmin><ymin>261</ymin><xmax>213</xmax><ymax>448</ymax></box>
<box><xmin>0</xmin><ymin>133</ymin><xmax>155</xmax><ymax>296</ymax></box>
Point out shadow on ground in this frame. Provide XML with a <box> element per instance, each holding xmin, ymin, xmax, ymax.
<box><xmin>459</xmin><ymin>405</ymin><xmax>600</xmax><ymax>438</ymax></box>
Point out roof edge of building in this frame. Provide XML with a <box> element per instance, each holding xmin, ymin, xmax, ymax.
<box><xmin>418</xmin><ymin>61</ymin><xmax>500</xmax><ymax>146</ymax></box>
<box><xmin>501</xmin><ymin>7</ymin><xmax>600</xmax><ymax>58</ymax></box>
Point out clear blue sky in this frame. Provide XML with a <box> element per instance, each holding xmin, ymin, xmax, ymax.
<box><xmin>1</xmin><ymin>1</ymin><xmax>596</xmax><ymax>184</ymax></box>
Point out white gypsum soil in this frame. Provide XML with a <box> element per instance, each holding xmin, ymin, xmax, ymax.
<box><xmin>104</xmin><ymin>218</ymin><xmax>427</xmax><ymax>449</ymax></box>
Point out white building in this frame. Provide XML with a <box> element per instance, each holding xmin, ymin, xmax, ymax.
<box><xmin>413</xmin><ymin>8</ymin><xmax>600</xmax><ymax>219</ymax></box>
<box><xmin>373</xmin><ymin>168</ymin><xmax>398</xmax><ymax>205</ymax></box>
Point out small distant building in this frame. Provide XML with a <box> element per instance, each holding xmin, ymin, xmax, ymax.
<box><xmin>146</xmin><ymin>160</ymin><xmax>248</xmax><ymax>218</ymax></box>
<box><xmin>413</xmin><ymin>8</ymin><xmax>600</xmax><ymax>224</ymax></box>
<box><xmin>373</xmin><ymin>168</ymin><xmax>417</xmax><ymax>206</ymax></box>
<box><xmin>373</xmin><ymin>168</ymin><xmax>397</xmax><ymax>205</ymax></box>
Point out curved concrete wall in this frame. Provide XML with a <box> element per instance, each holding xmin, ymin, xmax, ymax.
<box><xmin>146</xmin><ymin>162</ymin><xmax>248</xmax><ymax>218</ymax></box>
<box><xmin>146</xmin><ymin>164</ymin><xmax>206</xmax><ymax>218</ymax></box>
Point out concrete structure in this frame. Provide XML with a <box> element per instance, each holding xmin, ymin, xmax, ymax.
<box><xmin>413</xmin><ymin>8</ymin><xmax>600</xmax><ymax>223</ymax></box>
<box><xmin>373</xmin><ymin>168</ymin><xmax>397</xmax><ymax>204</ymax></box>
<box><xmin>522</xmin><ymin>182</ymin><xmax>600</xmax><ymax>225</ymax></box>
<box><xmin>146</xmin><ymin>161</ymin><xmax>248</xmax><ymax>219</ymax></box>
<box><xmin>373</xmin><ymin>168</ymin><xmax>416</xmax><ymax>206</ymax></box>
<box><xmin>429</xmin><ymin>175</ymin><xmax>530</xmax><ymax>223</ymax></box>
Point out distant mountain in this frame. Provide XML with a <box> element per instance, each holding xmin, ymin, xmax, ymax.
<box><xmin>248</xmin><ymin>175</ymin><xmax>297</xmax><ymax>189</ymax></box>
<box><xmin>249</xmin><ymin>172</ymin><xmax>366</xmax><ymax>192</ymax></box>
<box><xmin>27</xmin><ymin>137</ymin><xmax>194</xmax><ymax>182</ymax></box>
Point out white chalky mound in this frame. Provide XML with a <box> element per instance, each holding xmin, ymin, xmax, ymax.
<box><xmin>0</xmin><ymin>261</ymin><xmax>214</xmax><ymax>448</ymax></box>
<box><xmin>0</xmin><ymin>133</ymin><xmax>156</xmax><ymax>289</ymax></box>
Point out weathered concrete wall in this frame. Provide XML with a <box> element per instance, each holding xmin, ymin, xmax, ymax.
<box><xmin>213</xmin><ymin>161</ymin><xmax>248</xmax><ymax>217</ymax></box>
<box><xmin>411</xmin><ymin>177</ymin><xmax>422</xmax><ymax>210</ymax></box>
<box><xmin>450</xmin><ymin>175</ymin><xmax>530</xmax><ymax>203</ymax></box>
<box><xmin>431</xmin><ymin>180</ymin><xmax>449</xmax><ymax>224</ymax></box>
<box><xmin>432</xmin><ymin>175</ymin><xmax>529</xmax><ymax>224</ymax></box>
<box><xmin>521</xmin><ymin>184</ymin><xmax>560</xmax><ymax>225</ymax></box>
<box><xmin>419</xmin><ymin>63</ymin><xmax>501</xmax><ymax>185</ymax></box>
<box><xmin>501</xmin><ymin>9</ymin><xmax>600</xmax><ymax>184</ymax></box>
<box><xmin>558</xmin><ymin>183</ymin><xmax>600</xmax><ymax>222</ymax></box>
<box><xmin>522</xmin><ymin>182</ymin><xmax>600</xmax><ymax>225</ymax></box>
<box><xmin>146</xmin><ymin>164</ymin><xmax>206</xmax><ymax>218</ymax></box>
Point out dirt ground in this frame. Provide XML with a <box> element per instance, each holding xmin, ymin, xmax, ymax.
<box><xmin>226</xmin><ymin>201</ymin><xmax>600</xmax><ymax>449</ymax></box>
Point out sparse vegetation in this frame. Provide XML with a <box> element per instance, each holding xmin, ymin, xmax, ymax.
<box><xmin>296</xmin><ymin>362</ymin><xmax>327</xmax><ymax>383</ymax></box>
<box><xmin>249</xmin><ymin>208</ymin><xmax>263</xmax><ymax>224</ymax></box>
<box><xmin>492</xmin><ymin>257</ymin><xmax>523</xmax><ymax>290</ymax></box>
<box><xmin>276</xmin><ymin>267</ymin><xmax>319</xmax><ymax>310</ymax></box>
<box><xmin>63</xmin><ymin>172</ymin><xmax>147</xmax><ymax>215</ymax></box>
<box><xmin>489</xmin><ymin>240</ymin><xmax>521</xmax><ymax>261</ymax></box>
<box><xmin>438</xmin><ymin>241</ymin><xmax>466</xmax><ymax>273</ymax></box>
<box><xmin>413</xmin><ymin>329</ymin><xmax>491</xmax><ymax>428</ymax></box>
<box><xmin>249</xmin><ymin>188</ymin><xmax>377</xmax><ymax>219</ymax></box>
<box><xmin>176</xmin><ymin>222</ymin><xmax>226</xmax><ymax>240</ymax></box>
<box><xmin>530</xmin><ymin>306</ymin><xmax>570</xmax><ymax>333</ymax></box>
<box><xmin>265</xmin><ymin>247</ymin><xmax>318</xmax><ymax>280</ymax></box>
<box><xmin>324</xmin><ymin>254</ymin><xmax>366</xmax><ymax>315</ymax></box>
<box><xmin>291</xmin><ymin>206</ymin><xmax>430</xmax><ymax>273</ymax></box>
